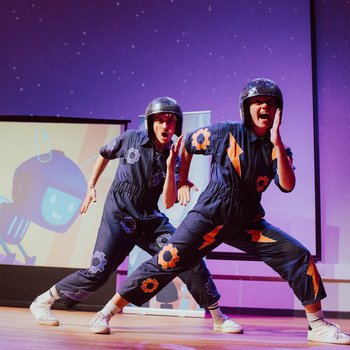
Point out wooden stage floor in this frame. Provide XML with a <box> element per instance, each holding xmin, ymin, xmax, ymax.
<box><xmin>1</xmin><ymin>306</ymin><xmax>349</xmax><ymax>350</ymax></box>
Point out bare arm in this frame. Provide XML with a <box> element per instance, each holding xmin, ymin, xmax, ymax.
<box><xmin>177</xmin><ymin>142</ymin><xmax>198</xmax><ymax>206</ymax></box>
<box><xmin>162</xmin><ymin>136</ymin><xmax>183</xmax><ymax>209</ymax></box>
<box><xmin>80</xmin><ymin>155</ymin><xmax>110</xmax><ymax>214</ymax></box>
<box><xmin>270</xmin><ymin>109</ymin><xmax>296</xmax><ymax>191</ymax></box>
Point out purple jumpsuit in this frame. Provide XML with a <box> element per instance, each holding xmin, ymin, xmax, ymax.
<box><xmin>55</xmin><ymin>129</ymin><xmax>220</xmax><ymax>309</ymax></box>
<box><xmin>118</xmin><ymin>122</ymin><xmax>327</xmax><ymax>307</ymax></box>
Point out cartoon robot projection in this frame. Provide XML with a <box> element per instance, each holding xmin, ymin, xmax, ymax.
<box><xmin>0</xmin><ymin>149</ymin><xmax>87</xmax><ymax>265</ymax></box>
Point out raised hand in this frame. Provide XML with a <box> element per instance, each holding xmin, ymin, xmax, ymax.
<box><xmin>270</xmin><ymin>108</ymin><xmax>282</xmax><ymax>146</ymax></box>
<box><xmin>167</xmin><ymin>135</ymin><xmax>183</xmax><ymax>169</ymax></box>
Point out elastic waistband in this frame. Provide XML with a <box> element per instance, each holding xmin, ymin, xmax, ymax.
<box><xmin>112</xmin><ymin>181</ymin><xmax>146</xmax><ymax>197</ymax></box>
<box><xmin>207</xmin><ymin>181</ymin><xmax>259</xmax><ymax>207</ymax></box>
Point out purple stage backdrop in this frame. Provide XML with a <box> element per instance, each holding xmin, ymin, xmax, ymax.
<box><xmin>0</xmin><ymin>0</ymin><xmax>318</xmax><ymax>263</ymax></box>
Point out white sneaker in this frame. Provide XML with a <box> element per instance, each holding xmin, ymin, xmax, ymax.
<box><xmin>30</xmin><ymin>299</ymin><xmax>59</xmax><ymax>326</ymax></box>
<box><xmin>308</xmin><ymin>320</ymin><xmax>350</xmax><ymax>344</ymax></box>
<box><xmin>89</xmin><ymin>311</ymin><xmax>112</xmax><ymax>334</ymax></box>
<box><xmin>214</xmin><ymin>315</ymin><xmax>243</xmax><ymax>334</ymax></box>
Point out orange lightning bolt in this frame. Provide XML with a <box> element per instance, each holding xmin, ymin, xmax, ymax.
<box><xmin>307</xmin><ymin>257</ymin><xmax>320</xmax><ymax>299</ymax></box>
<box><xmin>199</xmin><ymin>225</ymin><xmax>223</xmax><ymax>250</ymax></box>
<box><xmin>226</xmin><ymin>132</ymin><xmax>243</xmax><ymax>177</ymax></box>
<box><xmin>246</xmin><ymin>229</ymin><xmax>276</xmax><ymax>243</ymax></box>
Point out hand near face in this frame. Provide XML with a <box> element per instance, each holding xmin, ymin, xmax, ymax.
<box><xmin>167</xmin><ymin>135</ymin><xmax>183</xmax><ymax>169</ymax></box>
<box><xmin>270</xmin><ymin>108</ymin><xmax>282</xmax><ymax>146</ymax></box>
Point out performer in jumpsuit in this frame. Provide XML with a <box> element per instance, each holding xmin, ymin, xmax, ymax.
<box><xmin>93</xmin><ymin>79</ymin><xmax>350</xmax><ymax>345</ymax></box>
<box><xmin>30</xmin><ymin>96</ymin><xmax>241</xmax><ymax>334</ymax></box>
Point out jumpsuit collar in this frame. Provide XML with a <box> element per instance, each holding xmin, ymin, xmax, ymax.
<box><xmin>149</xmin><ymin>137</ymin><xmax>173</xmax><ymax>153</ymax></box>
<box><xmin>140</xmin><ymin>132</ymin><xmax>152</xmax><ymax>147</ymax></box>
<box><xmin>247</xmin><ymin>127</ymin><xmax>271</xmax><ymax>145</ymax></box>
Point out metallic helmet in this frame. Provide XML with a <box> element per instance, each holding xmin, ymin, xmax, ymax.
<box><xmin>239</xmin><ymin>78</ymin><xmax>283</xmax><ymax>127</ymax></box>
<box><xmin>145</xmin><ymin>97</ymin><xmax>183</xmax><ymax>136</ymax></box>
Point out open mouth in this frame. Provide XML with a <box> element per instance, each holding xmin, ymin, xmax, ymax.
<box><xmin>161</xmin><ymin>131</ymin><xmax>169</xmax><ymax>138</ymax></box>
<box><xmin>259</xmin><ymin>114</ymin><xmax>270</xmax><ymax>120</ymax></box>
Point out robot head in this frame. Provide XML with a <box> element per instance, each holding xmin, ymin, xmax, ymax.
<box><xmin>239</xmin><ymin>78</ymin><xmax>283</xmax><ymax>128</ymax></box>
<box><xmin>145</xmin><ymin>97</ymin><xmax>183</xmax><ymax>137</ymax></box>
<box><xmin>12</xmin><ymin>150</ymin><xmax>87</xmax><ymax>232</ymax></box>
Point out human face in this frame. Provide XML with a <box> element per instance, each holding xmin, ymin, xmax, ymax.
<box><xmin>249</xmin><ymin>96</ymin><xmax>278</xmax><ymax>137</ymax></box>
<box><xmin>152</xmin><ymin>113</ymin><xmax>177</xmax><ymax>149</ymax></box>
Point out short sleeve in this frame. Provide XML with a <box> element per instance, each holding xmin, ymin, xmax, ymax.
<box><xmin>99</xmin><ymin>130</ymin><xmax>133</xmax><ymax>159</ymax></box>
<box><xmin>273</xmin><ymin>146</ymin><xmax>296</xmax><ymax>192</ymax></box>
<box><xmin>184</xmin><ymin>122</ymin><xmax>226</xmax><ymax>155</ymax></box>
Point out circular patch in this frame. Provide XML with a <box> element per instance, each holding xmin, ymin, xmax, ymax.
<box><xmin>156</xmin><ymin>233</ymin><xmax>172</xmax><ymax>248</ymax></box>
<box><xmin>121</xmin><ymin>216</ymin><xmax>136</xmax><ymax>234</ymax></box>
<box><xmin>158</xmin><ymin>244</ymin><xmax>180</xmax><ymax>269</ymax></box>
<box><xmin>141</xmin><ymin>278</ymin><xmax>159</xmax><ymax>293</ymax></box>
<box><xmin>89</xmin><ymin>251</ymin><xmax>107</xmax><ymax>274</ymax></box>
<box><xmin>125</xmin><ymin>147</ymin><xmax>141</xmax><ymax>164</ymax></box>
<box><xmin>191</xmin><ymin>128</ymin><xmax>211</xmax><ymax>151</ymax></box>
<box><xmin>256</xmin><ymin>175</ymin><xmax>270</xmax><ymax>192</ymax></box>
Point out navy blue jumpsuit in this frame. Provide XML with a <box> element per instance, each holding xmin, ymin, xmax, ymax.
<box><xmin>55</xmin><ymin>129</ymin><xmax>220</xmax><ymax>309</ymax></box>
<box><xmin>118</xmin><ymin>122</ymin><xmax>327</xmax><ymax>307</ymax></box>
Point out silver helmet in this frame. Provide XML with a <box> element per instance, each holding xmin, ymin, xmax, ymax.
<box><xmin>239</xmin><ymin>78</ymin><xmax>283</xmax><ymax>127</ymax></box>
<box><xmin>145</xmin><ymin>97</ymin><xmax>183</xmax><ymax>136</ymax></box>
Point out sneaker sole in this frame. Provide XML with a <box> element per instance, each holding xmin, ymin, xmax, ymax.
<box><xmin>308</xmin><ymin>335</ymin><xmax>350</xmax><ymax>345</ymax></box>
<box><xmin>90</xmin><ymin>326</ymin><xmax>111</xmax><ymax>334</ymax></box>
<box><xmin>214</xmin><ymin>326</ymin><xmax>244</xmax><ymax>334</ymax></box>
<box><xmin>37</xmin><ymin>319</ymin><xmax>59</xmax><ymax>326</ymax></box>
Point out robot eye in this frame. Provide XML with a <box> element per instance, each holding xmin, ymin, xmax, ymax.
<box><xmin>67</xmin><ymin>202</ymin><xmax>75</xmax><ymax>212</ymax></box>
<box><xmin>49</xmin><ymin>194</ymin><xmax>57</xmax><ymax>204</ymax></box>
